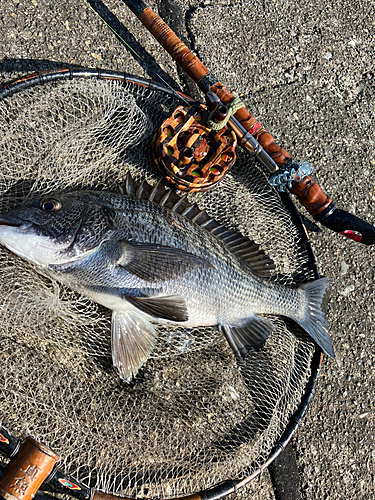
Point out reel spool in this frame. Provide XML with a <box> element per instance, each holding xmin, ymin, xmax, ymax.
<box><xmin>152</xmin><ymin>103</ymin><xmax>237</xmax><ymax>192</ymax></box>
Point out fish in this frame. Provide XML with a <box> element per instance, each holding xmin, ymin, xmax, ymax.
<box><xmin>0</xmin><ymin>175</ymin><xmax>334</xmax><ymax>381</ymax></box>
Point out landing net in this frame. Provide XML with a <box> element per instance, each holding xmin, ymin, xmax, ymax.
<box><xmin>0</xmin><ymin>70</ymin><xmax>316</xmax><ymax>499</ymax></box>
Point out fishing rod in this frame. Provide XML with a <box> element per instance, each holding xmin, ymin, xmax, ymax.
<box><xmin>121</xmin><ymin>0</ymin><xmax>375</xmax><ymax>245</ymax></box>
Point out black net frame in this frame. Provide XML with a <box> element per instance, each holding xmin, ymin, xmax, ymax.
<box><xmin>0</xmin><ymin>67</ymin><xmax>323</xmax><ymax>500</ymax></box>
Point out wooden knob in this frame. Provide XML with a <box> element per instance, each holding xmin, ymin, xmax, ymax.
<box><xmin>290</xmin><ymin>176</ymin><xmax>332</xmax><ymax>216</ymax></box>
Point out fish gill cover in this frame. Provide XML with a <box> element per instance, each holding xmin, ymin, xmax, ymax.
<box><xmin>0</xmin><ymin>77</ymin><xmax>316</xmax><ymax>498</ymax></box>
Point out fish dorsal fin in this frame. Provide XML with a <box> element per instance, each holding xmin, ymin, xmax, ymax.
<box><xmin>122</xmin><ymin>173</ymin><xmax>275</xmax><ymax>277</ymax></box>
<box><xmin>208</xmin><ymin>224</ymin><xmax>275</xmax><ymax>277</ymax></box>
<box><xmin>123</xmin><ymin>173</ymin><xmax>220</xmax><ymax>228</ymax></box>
<box><xmin>218</xmin><ymin>230</ymin><xmax>275</xmax><ymax>277</ymax></box>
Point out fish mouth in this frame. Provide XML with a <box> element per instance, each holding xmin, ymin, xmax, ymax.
<box><xmin>0</xmin><ymin>215</ymin><xmax>25</xmax><ymax>228</ymax></box>
<box><xmin>0</xmin><ymin>215</ymin><xmax>33</xmax><ymax>231</ymax></box>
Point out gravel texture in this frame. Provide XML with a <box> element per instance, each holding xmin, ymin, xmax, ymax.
<box><xmin>1</xmin><ymin>0</ymin><xmax>374</xmax><ymax>499</ymax></box>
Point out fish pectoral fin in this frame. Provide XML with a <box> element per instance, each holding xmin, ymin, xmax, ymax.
<box><xmin>220</xmin><ymin>316</ymin><xmax>275</xmax><ymax>359</ymax></box>
<box><xmin>125</xmin><ymin>295</ymin><xmax>189</xmax><ymax>322</ymax></box>
<box><xmin>117</xmin><ymin>241</ymin><xmax>214</xmax><ymax>281</ymax></box>
<box><xmin>111</xmin><ymin>310</ymin><xmax>156</xmax><ymax>382</ymax></box>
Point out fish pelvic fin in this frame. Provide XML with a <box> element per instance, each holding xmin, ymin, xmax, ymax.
<box><xmin>111</xmin><ymin>310</ymin><xmax>156</xmax><ymax>382</ymax></box>
<box><xmin>295</xmin><ymin>277</ymin><xmax>335</xmax><ymax>358</ymax></box>
<box><xmin>220</xmin><ymin>316</ymin><xmax>275</xmax><ymax>359</ymax></box>
<box><xmin>125</xmin><ymin>294</ymin><xmax>189</xmax><ymax>322</ymax></box>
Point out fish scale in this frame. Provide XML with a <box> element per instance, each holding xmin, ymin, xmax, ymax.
<box><xmin>0</xmin><ymin>176</ymin><xmax>334</xmax><ymax>382</ymax></box>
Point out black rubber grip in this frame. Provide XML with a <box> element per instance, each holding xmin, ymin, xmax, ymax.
<box><xmin>315</xmin><ymin>203</ymin><xmax>375</xmax><ymax>245</ymax></box>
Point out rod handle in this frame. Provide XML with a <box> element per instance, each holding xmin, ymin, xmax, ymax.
<box><xmin>210</xmin><ymin>83</ymin><xmax>291</xmax><ymax>167</ymax></box>
<box><xmin>138</xmin><ymin>8</ymin><xmax>210</xmax><ymax>83</ymax></box>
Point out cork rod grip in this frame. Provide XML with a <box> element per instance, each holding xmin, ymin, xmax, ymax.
<box><xmin>210</xmin><ymin>83</ymin><xmax>291</xmax><ymax>167</ymax></box>
<box><xmin>139</xmin><ymin>8</ymin><xmax>210</xmax><ymax>83</ymax></box>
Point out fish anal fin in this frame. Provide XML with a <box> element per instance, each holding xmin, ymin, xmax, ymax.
<box><xmin>125</xmin><ymin>295</ymin><xmax>189</xmax><ymax>322</ymax></box>
<box><xmin>111</xmin><ymin>310</ymin><xmax>156</xmax><ymax>382</ymax></box>
<box><xmin>220</xmin><ymin>315</ymin><xmax>275</xmax><ymax>358</ymax></box>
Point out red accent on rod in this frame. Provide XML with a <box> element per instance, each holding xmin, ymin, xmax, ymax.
<box><xmin>339</xmin><ymin>230</ymin><xmax>363</xmax><ymax>242</ymax></box>
<box><xmin>247</xmin><ymin>122</ymin><xmax>263</xmax><ymax>136</ymax></box>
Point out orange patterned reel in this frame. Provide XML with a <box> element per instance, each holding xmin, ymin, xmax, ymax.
<box><xmin>152</xmin><ymin>103</ymin><xmax>237</xmax><ymax>192</ymax></box>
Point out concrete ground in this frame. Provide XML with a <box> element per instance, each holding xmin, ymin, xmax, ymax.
<box><xmin>0</xmin><ymin>0</ymin><xmax>374</xmax><ymax>499</ymax></box>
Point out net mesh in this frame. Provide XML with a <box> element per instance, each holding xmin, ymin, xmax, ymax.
<box><xmin>0</xmin><ymin>76</ymin><xmax>315</xmax><ymax>498</ymax></box>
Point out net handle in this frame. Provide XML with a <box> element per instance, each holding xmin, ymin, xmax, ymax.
<box><xmin>0</xmin><ymin>437</ymin><xmax>59</xmax><ymax>500</ymax></box>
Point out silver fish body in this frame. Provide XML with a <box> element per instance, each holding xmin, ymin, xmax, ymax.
<box><xmin>0</xmin><ymin>178</ymin><xmax>334</xmax><ymax>381</ymax></box>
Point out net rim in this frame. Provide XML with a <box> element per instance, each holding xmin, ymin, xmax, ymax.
<box><xmin>0</xmin><ymin>67</ymin><xmax>195</xmax><ymax>104</ymax></box>
<box><xmin>0</xmin><ymin>67</ymin><xmax>323</xmax><ymax>500</ymax></box>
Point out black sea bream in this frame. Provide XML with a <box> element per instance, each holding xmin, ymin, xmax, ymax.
<box><xmin>0</xmin><ymin>176</ymin><xmax>334</xmax><ymax>381</ymax></box>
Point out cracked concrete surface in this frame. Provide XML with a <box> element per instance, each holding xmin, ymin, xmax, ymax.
<box><xmin>1</xmin><ymin>0</ymin><xmax>374</xmax><ymax>499</ymax></box>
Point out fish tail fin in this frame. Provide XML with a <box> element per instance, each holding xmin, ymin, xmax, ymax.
<box><xmin>111</xmin><ymin>310</ymin><xmax>156</xmax><ymax>382</ymax></box>
<box><xmin>295</xmin><ymin>277</ymin><xmax>335</xmax><ymax>358</ymax></box>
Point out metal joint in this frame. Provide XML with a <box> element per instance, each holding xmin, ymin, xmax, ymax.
<box><xmin>270</xmin><ymin>160</ymin><xmax>313</xmax><ymax>192</ymax></box>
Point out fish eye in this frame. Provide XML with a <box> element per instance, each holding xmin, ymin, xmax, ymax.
<box><xmin>41</xmin><ymin>199</ymin><xmax>61</xmax><ymax>212</ymax></box>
